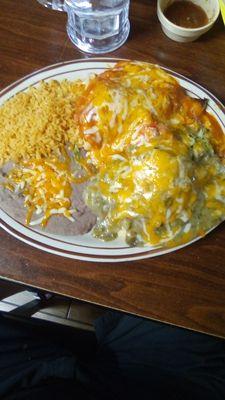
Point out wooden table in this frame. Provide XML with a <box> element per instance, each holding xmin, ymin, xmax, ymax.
<box><xmin>1</xmin><ymin>0</ymin><xmax>225</xmax><ymax>338</ymax></box>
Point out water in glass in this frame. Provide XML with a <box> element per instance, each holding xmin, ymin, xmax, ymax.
<box><xmin>65</xmin><ymin>0</ymin><xmax>130</xmax><ymax>54</ymax></box>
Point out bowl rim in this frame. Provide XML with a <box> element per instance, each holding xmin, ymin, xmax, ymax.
<box><xmin>157</xmin><ymin>0</ymin><xmax>220</xmax><ymax>33</ymax></box>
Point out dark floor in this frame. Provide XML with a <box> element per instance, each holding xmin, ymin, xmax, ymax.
<box><xmin>0</xmin><ymin>279</ymin><xmax>106</xmax><ymax>330</ymax></box>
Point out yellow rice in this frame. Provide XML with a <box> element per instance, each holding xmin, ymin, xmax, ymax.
<box><xmin>0</xmin><ymin>80</ymin><xmax>84</xmax><ymax>166</ymax></box>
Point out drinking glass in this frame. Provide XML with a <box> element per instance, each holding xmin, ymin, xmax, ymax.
<box><xmin>65</xmin><ymin>0</ymin><xmax>130</xmax><ymax>54</ymax></box>
<box><xmin>37</xmin><ymin>0</ymin><xmax>65</xmax><ymax>11</ymax></box>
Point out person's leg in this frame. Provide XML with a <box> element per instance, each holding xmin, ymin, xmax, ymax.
<box><xmin>88</xmin><ymin>311</ymin><xmax>225</xmax><ymax>400</ymax></box>
<box><xmin>2</xmin><ymin>309</ymin><xmax>225</xmax><ymax>400</ymax></box>
<box><xmin>0</xmin><ymin>311</ymin><xmax>96</xmax><ymax>399</ymax></box>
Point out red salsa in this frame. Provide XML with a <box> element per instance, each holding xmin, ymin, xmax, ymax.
<box><xmin>164</xmin><ymin>1</ymin><xmax>208</xmax><ymax>28</ymax></box>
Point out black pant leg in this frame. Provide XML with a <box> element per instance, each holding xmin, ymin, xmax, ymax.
<box><xmin>90</xmin><ymin>311</ymin><xmax>225</xmax><ymax>400</ymax></box>
<box><xmin>0</xmin><ymin>312</ymin><xmax>96</xmax><ymax>399</ymax></box>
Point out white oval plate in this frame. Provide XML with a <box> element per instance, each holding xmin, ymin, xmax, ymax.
<box><xmin>0</xmin><ymin>58</ymin><xmax>224</xmax><ymax>262</ymax></box>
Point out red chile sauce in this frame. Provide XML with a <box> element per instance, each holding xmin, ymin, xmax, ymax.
<box><xmin>164</xmin><ymin>1</ymin><xmax>208</xmax><ymax>28</ymax></box>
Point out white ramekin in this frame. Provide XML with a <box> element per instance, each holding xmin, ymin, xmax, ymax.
<box><xmin>157</xmin><ymin>0</ymin><xmax>220</xmax><ymax>42</ymax></box>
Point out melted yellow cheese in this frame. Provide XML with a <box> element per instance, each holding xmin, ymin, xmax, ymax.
<box><xmin>6</xmin><ymin>157</ymin><xmax>75</xmax><ymax>226</ymax></box>
<box><xmin>73</xmin><ymin>61</ymin><xmax>225</xmax><ymax>246</ymax></box>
